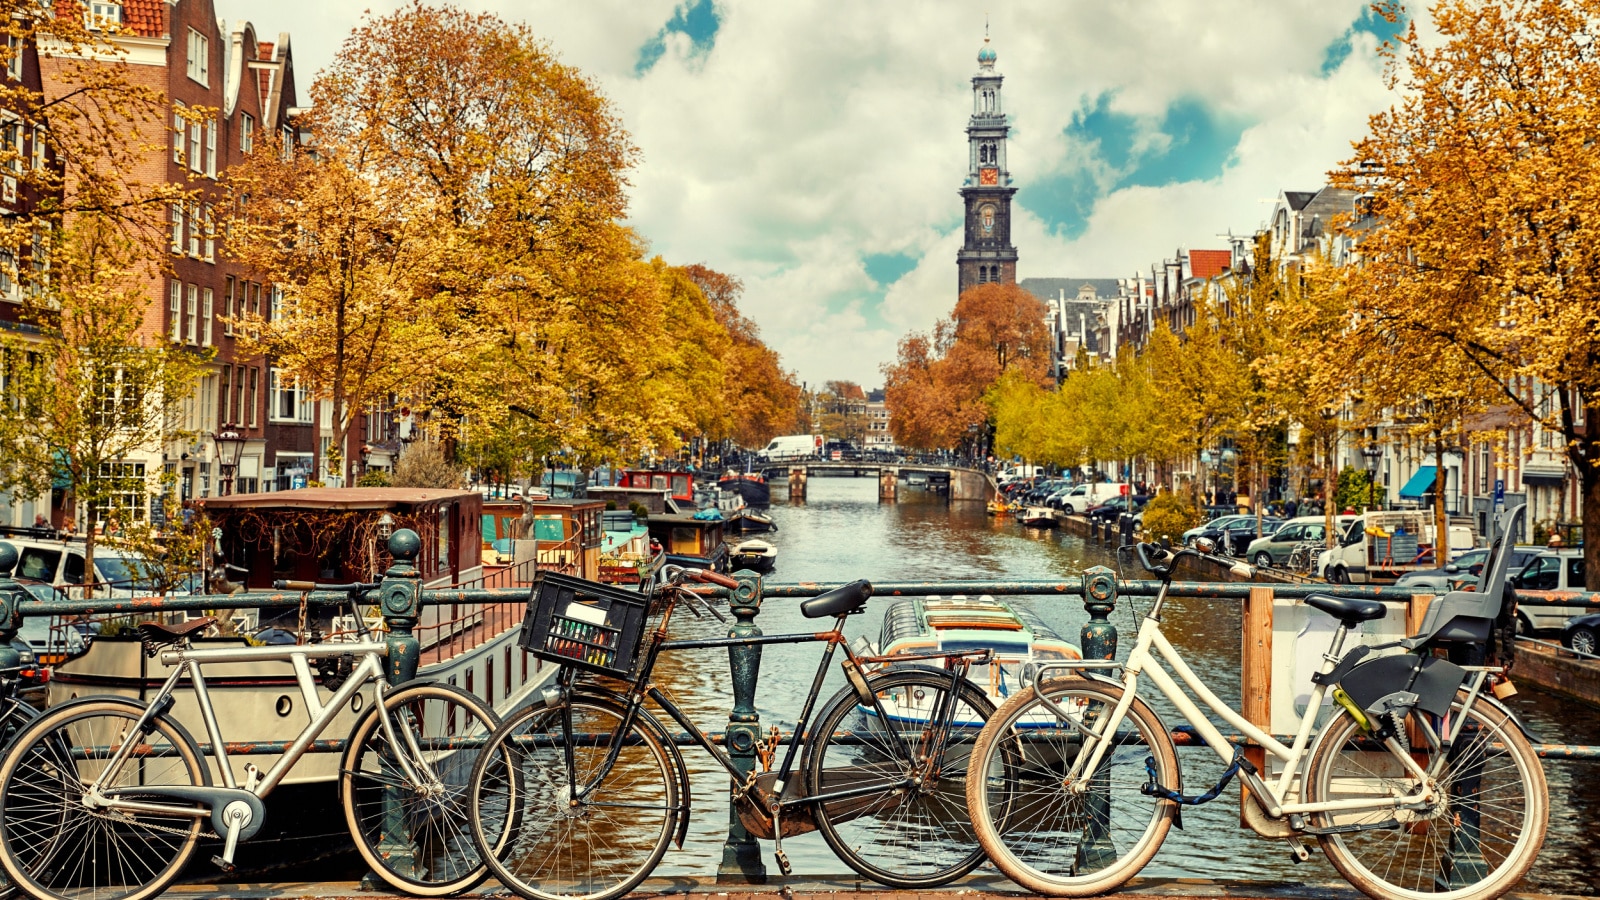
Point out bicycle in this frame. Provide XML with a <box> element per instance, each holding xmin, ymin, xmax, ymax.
<box><xmin>467</xmin><ymin>565</ymin><xmax>997</xmax><ymax>900</ymax></box>
<box><xmin>0</xmin><ymin>580</ymin><xmax>510</xmax><ymax>900</ymax></box>
<box><xmin>0</xmin><ymin>655</ymin><xmax>43</xmax><ymax>900</ymax></box>
<box><xmin>1286</xmin><ymin>540</ymin><xmax>1323</xmax><ymax>577</ymax></box>
<box><xmin>966</xmin><ymin>504</ymin><xmax>1547</xmax><ymax>900</ymax></box>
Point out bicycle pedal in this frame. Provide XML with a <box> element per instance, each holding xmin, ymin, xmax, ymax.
<box><xmin>773</xmin><ymin>848</ymin><xmax>792</xmax><ymax>876</ymax></box>
<box><xmin>1286</xmin><ymin>839</ymin><xmax>1310</xmax><ymax>863</ymax></box>
<box><xmin>210</xmin><ymin>856</ymin><xmax>237</xmax><ymax>875</ymax></box>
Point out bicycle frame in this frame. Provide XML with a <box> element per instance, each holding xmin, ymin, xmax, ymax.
<box><xmin>85</xmin><ymin>639</ymin><xmax>402</xmax><ymax>815</ymax></box>
<box><xmin>1041</xmin><ymin>591</ymin><xmax>1491</xmax><ymax>822</ymax></box>
<box><xmin>558</xmin><ymin>590</ymin><xmax>984</xmax><ymax>819</ymax></box>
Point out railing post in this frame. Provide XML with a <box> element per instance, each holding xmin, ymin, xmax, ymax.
<box><xmin>718</xmin><ymin>569</ymin><xmax>767</xmax><ymax>883</ymax></box>
<box><xmin>365</xmin><ymin>528</ymin><xmax>422</xmax><ymax>888</ymax></box>
<box><xmin>0</xmin><ymin>544</ymin><xmax>21</xmax><ymax>672</ymax></box>
<box><xmin>379</xmin><ymin>529</ymin><xmax>423</xmax><ymax>685</ymax></box>
<box><xmin>1081</xmin><ymin>565</ymin><xmax>1119</xmax><ymax>661</ymax></box>
<box><xmin>1078</xmin><ymin>565</ymin><xmax>1119</xmax><ymax>869</ymax></box>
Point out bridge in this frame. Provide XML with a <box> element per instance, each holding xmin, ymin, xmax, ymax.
<box><xmin>758</xmin><ymin>461</ymin><xmax>996</xmax><ymax>502</ymax></box>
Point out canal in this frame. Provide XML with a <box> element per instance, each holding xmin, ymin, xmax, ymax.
<box><xmin>653</xmin><ymin>476</ymin><xmax>1600</xmax><ymax>893</ymax></box>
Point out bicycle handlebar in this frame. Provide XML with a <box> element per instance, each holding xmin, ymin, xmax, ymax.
<box><xmin>690</xmin><ymin>569</ymin><xmax>740</xmax><ymax>589</ymax></box>
<box><xmin>1134</xmin><ymin>541</ymin><xmax>1255</xmax><ymax>581</ymax></box>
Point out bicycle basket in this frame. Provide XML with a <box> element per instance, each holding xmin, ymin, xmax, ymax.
<box><xmin>520</xmin><ymin>572</ymin><xmax>650</xmax><ymax>679</ymax></box>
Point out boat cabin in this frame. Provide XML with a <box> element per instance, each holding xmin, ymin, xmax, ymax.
<box><xmin>645</xmin><ymin>512</ymin><xmax>729</xmax><ymax>572</ymax></box>
<box><xmin>198</xmin><ymin>488</ymin><xmax>483</xmax><ymax>590</ymax></box>
<box><xmin>480</xmin><ymin>499</ymin><xmax>605</xmax><ymax>580</ymax></box>
<box><xmin>615</xmin><ymin>469</ymin><xmax>695</xmax><ymax>505</ymax></box>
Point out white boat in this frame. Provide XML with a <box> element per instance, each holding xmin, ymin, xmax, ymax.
<box><xmin>1019</xmin><ymin>506</ymin><xmax>1059</xmax><ymax>528</ymax></box>
<box><xmin>729</xmin><ymin>538</ymin><xmax>777</xmax><ymax>574</ymax></box>
<box><xmin>870</xmin><ymin>595</ymin><xmax>1082</xmax><ymax>725</ymax></box>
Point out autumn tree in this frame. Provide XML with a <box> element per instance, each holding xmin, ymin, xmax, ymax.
<box><xmin>683</xmin><ymin>264</ymin><xmax>802</xmax><ymax>449</ymax></box>
<box><xmin>1336</xmin><ymin>0</ymin><xmax>1600</xmax><ymax>584</ymax></box>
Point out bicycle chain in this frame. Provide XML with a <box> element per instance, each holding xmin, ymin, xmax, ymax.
<box><xmin>83</xmin><ymin>808</ymin><xmax>216</xmax><ymax>840</ymax></box>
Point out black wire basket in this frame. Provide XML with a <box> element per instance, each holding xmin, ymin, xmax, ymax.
<box><xmin>520</xmin><ymin>572</ymin><xmax>650</xmax><ymax>679</ymax></box>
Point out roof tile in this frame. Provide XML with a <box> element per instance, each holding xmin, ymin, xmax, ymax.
<box><xmin>121</xmin><ymin>0</ymin><xmax>164</xmax><ymax>39</ymax></box>
<box><xmin>1188</xmin><ymin>249</ymin><xmax>1232</xmax><ymax>281</ymax></box>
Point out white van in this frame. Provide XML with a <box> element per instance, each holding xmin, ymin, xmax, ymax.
<box><xmin>1055</xmin><ymin>482</ymin><xmax>1130</xmax><ymax>515</ymax></box>
<box><xmin>757</xmin><ymin>434</ymin><xmax>823</xmax><ymax>462</ymax></box>
<box><xmin>2</xmin><ymin>538</ymin><xmax>164</xmax><ymax>599</ymax></box>
<box><xmin>998</xmin><ymin>465</ymin><xmax>1041</xmax><ymax>485</ymax></box>
<box><xmin>1321</xmin><ymin>511</ymin><xmax>1476</xmax><ymax>584</ymax></box>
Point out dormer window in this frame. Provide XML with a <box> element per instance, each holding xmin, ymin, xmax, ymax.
<box><xmin>85</xmin><ymin>1</ymin><xmax>121</xmax><ymax>30</ymax></box>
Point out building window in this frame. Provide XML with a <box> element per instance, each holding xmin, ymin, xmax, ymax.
<box><xmin>247</xmin><ymin>367</ymin><xmax>258</xmax><ymax>428</ymax></box>
<box><xmin>223</xmin><ymin>276</ymin><xmax>235</xmax><ymax>336</ymax></box>
<box><xmin>5</xmin><ymin>34</ymin><xmax>21</xmax><ymax>81</ymax></box>
<box><xmin>85</xmin><ymin>2</ymin><xmax>122</xmax><ymax>30</ymax></box>
<box><xmin>170</xmin><ymin>204</ymin><xmax>183</xmax><ymax>253</ymax></box>
<box><xmin>240</xmin><ymin>114</ymin><xmax>253</xmax><ymax>153</ymax></box>
<box><xmin>95</xmin><ymin>461</ymin><xmax>147</xmax><ymax>522</ymax></box>
<box><xmin>269</xmin><ymin>369</ymin><xmax>312</xmax><ymax>424</ymax></box>
<box><xmin>187</xmin><ymin>203</ymin><xmax>199</xmax><ymax>256</ymax></box>
<box><xmin>205</xmin><ymin>119</ymin><xmax>216</xmax><ymax>177</ymax></box>
<box><xmin>202</xmin><ymin>204</ymin><xmax>214</xmax><ymax>260</ymax></box>
<box><xmin>186</xmin><ymin>284</ymin><xmax>198</xmax><ymax>346</ymax></box>
<box><xmin>30</xmin><ymin>125</ymin><xmax>44</xmax><ymax>172</ymax></box>
<box><xmin>188</xmin><ymin>121</ymin><xmax>201</xmax><ymax>173</ymax></box>
<box><xmin>249</xmin><ymin>281</ymin><xmax>260</xmax><ymax>335</ymax></box>
<box><xmin>172</xmin><ymin>103</ymin><xmax>185</xmax><ymax>165</ymax></box>
<box><xmin>280</xmin><ymin>125</ymin><xmax>294</xmax><ymax>160</ymax></box>
<box><xmin>186</xmin><ymin>29</ymin><xmax>208</xmax><ymax>86</ymax></box>
<box><xmin>219</xmin><ymin>366</ymin><xmax>231</xmax><ymax>426</ymax></box>
<box><xmin>234</xmin><ymin>364</ymin><xmax>245</xmax><ymax>426</ymax></box>
<box><xmin>269</xmin><ymin>285</ymin><xmax>283</xmax><ymax>321</ymax></box>
<box><xmin>201</xmin><ymin>288</ymin><xmax>213</xmax><ymax>347</ymax></box>
<box><xmin>169</xmin><ymin>282</ymin><xmax>181</xmax><ymax>342</ymax></box>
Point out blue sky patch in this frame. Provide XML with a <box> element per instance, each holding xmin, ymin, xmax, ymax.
<box><xmin>1321</xmin><ymin>5</ymin><xmax>1406</xmax><ymax>74</ymax></box>
<box><xmin>1027</xmin><ymin>95</ymin><xmax>1248</xmax><ymax>238</ymax></box>
<box><xmin>864</xmin><ymin>252</ymin><xmax>918</xmax><ymax>285</ymax></box>
<box><xmin>636</xmin><ymin>0</ymin><xmax>720</xmax><ymax>74</ymax></box>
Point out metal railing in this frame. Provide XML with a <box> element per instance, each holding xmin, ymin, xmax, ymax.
<box><xmin>0</xmin><ymin>530</ymin><xmax>1597</xmax><ymax>883</ymax></box>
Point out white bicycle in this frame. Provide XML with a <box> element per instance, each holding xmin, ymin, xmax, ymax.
<box><xmin>966</xmin><ymin>506</ymin><xmax>1547</xmax><ymax>900</ymax></box>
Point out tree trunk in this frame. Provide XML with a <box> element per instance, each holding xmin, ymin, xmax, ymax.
<box><xmin>1579</xmin><ymin>445</ymin><xmax>1600</xmax><ymax>593</ymax></box>
<box><xmin>1434</xmin><ymin>433</ymin><xmax>1449</xmax><ymax>569</ymax></box>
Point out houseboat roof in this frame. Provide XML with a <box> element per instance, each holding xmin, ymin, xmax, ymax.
<box><xmin>199</xmin><ymin>488</ymin><xmax>479</xmax><ymax>511</ymax></box>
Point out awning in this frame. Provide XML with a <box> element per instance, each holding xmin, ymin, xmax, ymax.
<box><xmin>1521</xmin><ymin>465</ymin><xmax>1567</xmax><ymax>487</ymax></box>
<box><xmin>1398</xmin><ymin>466</ymin><xmax>1438</xmax><ymax>500</ymax></box>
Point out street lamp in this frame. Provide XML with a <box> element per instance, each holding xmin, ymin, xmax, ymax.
<box><xmin>214</xmin><ymin>425</ymin><xmax>246</xmax><ymax>496</ymax></box>
<box><xmin>1361</xmin><ymin>441</ymin><xmax>1383</xmax><ymax>511</ymax></box>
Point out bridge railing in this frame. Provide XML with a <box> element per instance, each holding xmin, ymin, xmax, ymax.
<box><xmin>0</xmin><ymin>531</ymin><xmax>1596</xmax><ymax>883</ymax></box>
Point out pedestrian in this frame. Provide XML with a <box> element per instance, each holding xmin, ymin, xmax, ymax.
<box><xmin>1284</xmin><ymin>498</ymin><xmax>1299</xmax><ymax>518</ymax></box>
<box><xmin>1547</xmin><ymin>533</ymin><xmax>1564</xmax><ymax>548</ymax></box>
<box><xmin>31</xmin><ymin>513</ymin><xmax>47</xmax><ymax>529</ymax></box>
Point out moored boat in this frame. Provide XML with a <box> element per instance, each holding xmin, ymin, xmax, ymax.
<box><xmin>987</xmin><ymin>498</ymin><xmax>1015</xmax><ymax>518</ymax></box>
<box><xmin>718</xmin><ymin>471</ymin><xmax>771</xmax><ymax>507</ymax></box>
<box><xmin>872</xmin><ymin>595</ymin><xmax>1082</xmax><ymax>724</ymax></box>
<box><xmin>1019</xmin><ymin>506</ymin><xmax>1059</xmax><ymax>528</ymax></box>
<box><xmin>725</xmin><ymin>509</ymin><xmax>778</xmax><ymax>534</ymax></box>
<box><xmin>729</xmin><ymin>538</ymin><xmax>777</xmax><ymax>574</ymax></box>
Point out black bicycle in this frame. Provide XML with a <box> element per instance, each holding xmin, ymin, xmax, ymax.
<box><xmin>467</xmin><ymin>566</ymin><xmax>997</xmax><ymax>900</ymax></box>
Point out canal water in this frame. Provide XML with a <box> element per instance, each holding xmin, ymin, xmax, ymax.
<box><xmin>654</xmin><ymin>475</ymin><xmax>1600</xmax><ymax>893</ymax></box>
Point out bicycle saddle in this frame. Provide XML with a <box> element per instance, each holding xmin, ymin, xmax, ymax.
<box><xmin>137</xmin><ymin>616</ymin><xmax>217</xmax><ymax>658</ymax></box>
<box><xmin>801</xmin><ymin>580</ymin><xmax>872</xmax><ymax>618</ymax></box>
<box><xmin>1305</xmin><ymin>593</ymin><xmax>1386</xmax><ymax>627</ymax></box>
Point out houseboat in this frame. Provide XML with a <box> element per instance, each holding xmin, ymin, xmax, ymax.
<box><xmin>645</xmin><ymin>510</ymin><xmax>729</xmax><ymax>572</ymax></box>
<box><xmin>50</xmin><ymin>489</ymin><xmax>556</xmax><ymax>789</ymax></box>
<box><xmin>598</xmin><ymin>510</ymin><xmax>660</xmax><ymax>586</ymax></box>
<box><xmin>480</xmin><ymin>498</ymin><xmax>605</xmax><ymax>580</ymax></box>
<box><xmin>717</xmin><ymin>471</ymin><xmax>771</xmax><ymax>507</ymax></box>
<box><xmin>873</xmin><ymin>595</ymin><xmax>1081</xmax><ymax>723</ymax></box>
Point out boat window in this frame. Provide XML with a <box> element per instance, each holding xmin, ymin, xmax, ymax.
<box><xmin>672</xmin><ymin>476</ymin><xmax>688</xmax><ymax>496</ymax></box>
<box><xmin>652</xmin><ymin>475</ymin><xmax>668</xmax><ymax>491</ymax></box>
<box><xmin>439</xmin><ymin>506</ymin><xmax>451</xmax><ymax>570</ymax></box>
<box><xmin>671</xmin><ymin>526</ymin><xmax>697</xmax><ymax>552</ymax></box>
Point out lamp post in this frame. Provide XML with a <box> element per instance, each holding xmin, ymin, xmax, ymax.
<box><xmin>213</xmin><ymin>425</ymin><xmax>246</xmax><ymax>496</ymax></box>
<box><xmin>1361</xmin><ymin>442</ymin><xmax>1383</xmax><ymax>512</ymax></box>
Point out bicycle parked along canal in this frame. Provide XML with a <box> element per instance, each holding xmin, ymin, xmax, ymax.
<box><xmin>967</xmin><ymin>504</ymin><xmax>1547</xmax><ymax>900</ymax></box>
<box><xmin>467</xmin><ymin>564</ymin><xmax>997</xmax><ymax>900</ymax></box>
<box><xmin>0</xmin><ymin>579</ymin><xmax>509</xmax><ymax>900</ymax></box>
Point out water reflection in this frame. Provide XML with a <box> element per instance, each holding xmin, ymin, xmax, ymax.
<box><xmin>654</xmin><ymin>477</ymin><xmax>1599</xmax><ymax>894</ymax></box>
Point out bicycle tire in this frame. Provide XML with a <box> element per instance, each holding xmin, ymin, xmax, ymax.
<box><xmin>967</xmin><ymin>676</ymin><xmax>1178</xmax><ymax>897</ymax></box>
<box><xmin>0</xmin><ymin>696</ymin><xmax>41</xmax><ymax>900</ymax></box>
<box><xmin>0</xmin><ymin>698</ymin><xmax>207</xmax><ymax>900</ymax></box>
<box><xmin>469</xmin><ymin>691</ymin><xmax>681</xmax><ymax>900</ymax></box>
<box><xmin>1304</xmin><ymin>697</ymin><xmax>1547</xmax><ymax>900</ymax></box>
<box><xmin>342</xmin><ymin>680</ymin><xmax>504</xmax><ymax>897</ymax></box>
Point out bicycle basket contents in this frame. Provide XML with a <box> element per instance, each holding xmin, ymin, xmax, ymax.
<box><xmin>519</xmin><ymin>572</ymin><xmax>649</xmax><ymax>679</ymax></box>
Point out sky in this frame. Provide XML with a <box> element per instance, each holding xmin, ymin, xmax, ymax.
<box><xmin>213</xmin><ymin>0</ymin><xmax>1405</xmax><ymax>390</ymax></box>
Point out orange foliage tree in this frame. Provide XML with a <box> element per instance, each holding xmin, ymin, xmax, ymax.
<box><xmin>883</xmin><ymin>283</ymin><xmax>1051</xmax><ymax>450</ymax></box>
<box><xmin>683</xmin><ymin>264</ymin><xmax>803</xmax><ymax>448</ymax></box>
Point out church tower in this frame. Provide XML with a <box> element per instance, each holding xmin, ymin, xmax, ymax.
<box><xmin>956</xmin><ymin>36</ymin><xmax>1018</xmax><ymax>293</ymax></box>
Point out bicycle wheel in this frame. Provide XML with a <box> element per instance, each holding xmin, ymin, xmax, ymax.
<box><xmin>805</xmin><ymin>666</ymin><xmax>995</xmax><ymax>887</ymax></box>
<box><xmin>1304</xmin><ymin>697</ymin><xmax>1547</xmax><ymax>900</ymax></box>
<box><xmin>966</xmin><ymin>676</ymin><xmax>1177</xmax><ymax>896</ymax></box>
<box><xmin>343</xmin><ymin>681</ymin><xmax>504</xmax><ymax>896</ymax></box>
<box><xmin>0</xmin><ymin>697</ymin><xmax>40</xmax><ymax>900</ymax></box>
<box><xmin>469</xmin><ymin>691</ymin><xmax>680</xmax><ymax>900</ymax></box>
<box><xmin>0</xmin><ymin>699</ymin><xmax>207</xmax><ymax>900</ymax></box>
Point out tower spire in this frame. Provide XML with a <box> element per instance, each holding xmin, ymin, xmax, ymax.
<box><xmin>956</xmin><ymin>29</ymin><xmax>1017</xmax><ymax>294</ymax></box>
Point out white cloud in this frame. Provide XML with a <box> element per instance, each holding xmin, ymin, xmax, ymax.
<box><xmin>215</xmin><ymin>0</ymin><xmax>1400</xmax><ymax>389</ymax></box>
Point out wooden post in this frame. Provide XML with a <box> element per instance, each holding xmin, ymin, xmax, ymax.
<box><xmin>1239</xmin><ymin>585</ymin><xmax>1274</xmax><ymax>826</ymax></box>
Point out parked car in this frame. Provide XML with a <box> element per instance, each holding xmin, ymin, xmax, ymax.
<box><xmin>1509</xmin><ymin>548</ymin><xmax>1589</xmax><ymax>633</ymax></box>
<box><xmin>15</xmin><ymin>581</ymin><xmax>88</xmax><ymax>665</ymax></box>
<box><xmin>1394</xmin><ymin>546</ymin><xmax>1542</xmax><ymax>593</ymax></box>
<box><xmin>1562</xmin><ymin>612</ymin><xmax>1600</xmax><ymax>656</ymax></box>
<box><xmin>1213</xmin><ymin>517</ymin><xmax>1285</xmax><ymax>556</ymax></box>
<box><xmin>1086</xmin><ymin>496</ymin><xmax>1147</xmax><ymax>521</ymax></box>
<box><xmin>5</xmin><ymin>640</ymin><xmax>46</xmax><ymax>709</ymax></box>
<box><xmin>0</xmin><ymin>538</ymin><xmax>167</xmax><ymax>599</ymax></box>
<box><xmin>1183</xmin><ymin>514</ymin><xmax>1252</xmax><ymax>547</ymax></box>
<box><xmin>1243</xmin><ymin>515</ymin><xmax>1355</xmax><ymax>568</ymax></box>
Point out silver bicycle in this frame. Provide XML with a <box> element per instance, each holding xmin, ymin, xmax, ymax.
<box><xmin>967</xmin><ymin>506</ymin><xmax>1547</xmax><ymax>900</ymax></box>
<box><xmin>0</xmin><ymin>581</ymin><xmax>509</xmax><ymax>900</ymax></box>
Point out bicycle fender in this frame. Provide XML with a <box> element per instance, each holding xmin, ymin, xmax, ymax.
<box><xmin>35</xmin><ymin>694</ymin><xmax>212</xmax><ymax>785</ymax></box>
<box><xmin>566</xmin><ymin>687</ymin><xmax>692</xmax><ymax>850</ymax></box>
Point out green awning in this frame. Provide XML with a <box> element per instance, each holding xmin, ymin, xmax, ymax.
<box><xmin>1398</xmin><ymin>466</ymin><xmax>1437</xmax><ymax>500</ymax></box>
